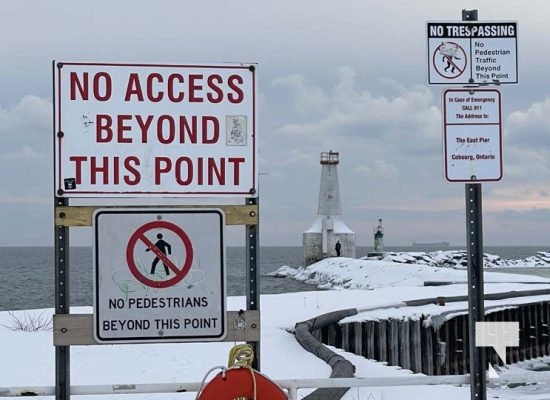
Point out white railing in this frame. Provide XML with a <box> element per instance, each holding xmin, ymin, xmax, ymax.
<box><xmin>3</xmin><ymin>372</ymin><xmax>550</xmax><ymax>399</ymax></box>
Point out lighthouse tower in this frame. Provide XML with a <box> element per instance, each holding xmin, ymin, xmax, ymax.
<box><xmin>373</xmin><ymin>219</ymin><xmax>384</xmax><ymax>253</ymax></box>
<box><xmin>303</xmin><ymin>151</ymin><xmax>356</xmax><ymax>265</ymax></box>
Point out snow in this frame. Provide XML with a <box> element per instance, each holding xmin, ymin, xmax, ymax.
<box><xmin>269</xmin><ymin>257</ymin><xmax>550</xmax><ymax>290</ymax></box>
<box><xmin>3</xmin><ymin>255</ymin><xmax>550</xmax><ymax>400</ymax></box>
<box><xmin>303</xmin><ymin>216</ymin><xmax>354</xmax><ymax>233</ymax></box>
<box><xmin>358</xmin><ymin>250</ymin><xmax>550</xmax><ymax>268</ymax></box>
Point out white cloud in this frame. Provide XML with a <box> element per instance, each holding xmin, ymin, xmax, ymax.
<box><xmin>0</xmin><ymin>95</ymin><xmax>52</xmax><ymax>150</ymax></box>
<box><xmin>0</xmin><ymin>95</ymin><xmax>50</xmax><ymax>127</ymax></box>
<box><xmin>0</xmin><ymin>96</ymin><xmax>52</xmax><ymax>206</ymax></box>
<box><xmin>274</xmin><ymin>69</ymin><xmax>440</xmax><ymax>149</ymax></box>
<box><xmin>355</xmin><ymin>160</ymin><xmax>399</xmax><ymax>178</ymax></box>
<box><xmin>507</xmin><ymin>97</ymin><xmax>550</xmax><ymax>148</ymax></box>
<box><xmin>271</xmin><ymin>75</ymin><xmax>329</xmax><ymax>116</ymax></box>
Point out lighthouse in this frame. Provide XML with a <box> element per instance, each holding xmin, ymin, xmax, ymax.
<box><xmin>373</xmin><ymin>219</ymin><xmax>384</xmax><ymax>253</ymax></box>
<box><xmin>303</xmin><ymin>151</ymin><xmax>356</xmax><ymax>265</ymax></box>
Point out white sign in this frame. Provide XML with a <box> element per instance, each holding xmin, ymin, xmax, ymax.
<box><xmin>54</xmin><ymin>62</ymin><xmax>258</xmax><ymax>198</ymax></box>
<box><xmin>93</xmin><ymin>208</ymin><xmax>226</xmax><ymax>343</ymax></box>
<box><xmin>443</xmin><ymin>88</ymin><xmax>502</xmax><ymax>182</ymax></box>
<box><xmin>427</xmin><ymin>22</ymin><xmax>517</xmax><ymax>85</ymax></box>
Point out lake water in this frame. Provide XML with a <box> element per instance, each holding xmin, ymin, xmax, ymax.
<box><xmin>1</xmin><ymin>245</ymin><xmax>549</xmax><ymax>311</ymax></box>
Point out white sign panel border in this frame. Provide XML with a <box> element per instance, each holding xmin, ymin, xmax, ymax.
<box><xmin>442</xmin><ymin>88</ymin><xmax>503</xmax><ymax>182</ymax></box>
<box><xmin>53</xmin><ymin>61</ymin><xmax>258</xmax><ymax>198</ymax></box>
<box><xmin>427</xmin><ymin>21</ymin><xmax>518</xmax><ymax>85</ymax></box>
<box><xmin>93</xmin><ymin>208</ymin><xmax>226</xmax><ymax>344</ymax></box>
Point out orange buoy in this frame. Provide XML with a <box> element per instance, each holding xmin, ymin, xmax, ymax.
<box><xmin>197</xmin><ymin>367</ymin><xmax>287</xmax><ymax>400</ymax></box>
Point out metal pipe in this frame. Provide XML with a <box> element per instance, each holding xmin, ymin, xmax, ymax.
<box><xmin>4</xmin><ymin>372</ymin><xmax>550</xmax><ymax>398</ymax></box>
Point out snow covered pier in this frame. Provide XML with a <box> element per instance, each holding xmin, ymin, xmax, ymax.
<box><xmin>272</xmin><ymin>253</ymin><xmax>550</xmax><ymax>376</ymax></box>
<box><xmin>313</xmin><ymin>298</ymin><xmax>550</xmax><ymax>375</ymax></box>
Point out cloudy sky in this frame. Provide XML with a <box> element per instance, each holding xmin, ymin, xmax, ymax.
<box><xmin>1</xmin><ymin>0</ymin><xmax>550</xmax><ymax>247</ymax></box>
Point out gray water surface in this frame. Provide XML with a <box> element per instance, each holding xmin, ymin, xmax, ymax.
<box><xmin>2</xmin><ymin>246</ymin><xmax>550</xmax><ymax>311</ymax></box>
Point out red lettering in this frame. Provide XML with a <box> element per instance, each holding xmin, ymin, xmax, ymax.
<box><xmin>167</xmin><ymin>74</ymin><xmax>184</xmax><ymax>102</ymax></box>
<box><xmin>96</xmin><ymin>115</ymin><xmax>113</xmax><ymax>142</ymax></box>
<box><xmin>113</xmin><ymin>156</ymin><xmax>120</xmax><ymax>184</ymax></box>
<box><xmin>69</xmin><ymin>156</ymin><xmax>87</xmax><ymax>183</ymax></box>
<box><xmin>175</xmin><ymin>157</ymin><xmax>193</xmax><ymax>185</ymax></box>
<box><xmin>90</xmin><ymin>156</ymin><xmax>109</xmax><ymax>184</ymax></box>
<box><xmin>228</xmin><ymin>157</ymin><xmax>244</xmax><ymax>185</ymax></box>
<box><xmin>227</xmin><ymin>75</ymin><xmax>244</xmax><ymax>104</ymax></box>
<box><xmin>208</xmin><ymin>158</ymin><xmax>224</xmax><ymax>185</ymax></box>
<box><xmin>93</xmin><ymin>72</ymin><xmax>112</xmax><ymax>101</ymax></box>
<box><xmin>188</xmin><ymin>74</ymin><xmax>203</xmax><ymax>102</ymax></box>
<box><xmin>157</xmin><ymin>115</ymin><xmax>175</xmax><ymax>144</ymax></box>
<box><xmin>206</xmin><ymin>75</ymin><xmax>223</xmax><ymax>103</ymax></box>
<box><xmin>147</xmin><ymin>73</ymin><xmax>164</xmax><ymax>102</ymax></box>
<box><xmin>70</xmin><ymin>71</ymin><xmax>111</xmax><ymax>101</ymax></box>
<box><xmin>197</xmin><ymin>157</ymin><xmax>203</xmax><ymax>185</ymax></box>
<box><xmin>68</xmin><ymin>156</ymin><xmax>141</xmax><ymax>186</ymax></box>
<box><xmin>202</xmin><ymin>116</ymin><xmax>219</xmax><ymax>144</ymax></box>
<box><xmin>136</xmin><ymin>115</ymin><xmax>154</xmax><ymax>143</ymax></box>
<box><xmin>117</xmin><ymin>115</ymin><xmax>133</xmax><ymax>143</ymax></box>
<box><xmin>70</xmin><ymin>72</ymin><xmax>88</xmax><ymax>100</ymax></box>
<box><xmin>155</xmin><ymin>157</ymin><xmax>171</xmax><ymax>184</ymax></box>
<box><xmin>179</xmin><ymin>116</ymin><xmax>197</xmax><ymax>143</ymax></box>
<box><xmin>125</xmin><ymin>73</ymin><xmax>144</xmax><ymax>101</ymax></box>
<box><xmin>124</xmin><ymin>156</ymin><xmax>141</xmax><ymax>185</ymax></box>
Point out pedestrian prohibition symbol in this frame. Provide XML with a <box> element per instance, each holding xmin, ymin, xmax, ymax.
<box><xmin>126</xmin><ymin>220</ymin><xmax>194</xmax><ymax>289</ymax></box>
<box><xmin>433</xmin><ymin>41</ymin><xmax>467</xmax><ymax>80</ymax></box>
<box><xmin>93</xmin><ymin>208</ymin><xmax>226</xmax><ymax>343</ymax></box>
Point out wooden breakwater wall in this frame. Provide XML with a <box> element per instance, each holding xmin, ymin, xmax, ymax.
<box><xmin>313</xmin><ymin>301</ymin><xmax>550</xmax><ymax>375</ymax></box>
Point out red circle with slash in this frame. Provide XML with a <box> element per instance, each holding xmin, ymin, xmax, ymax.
<box><xmin>126</xmin><ymin>220</ymin><xmax>193</xmax><ymax>288</ymax></box>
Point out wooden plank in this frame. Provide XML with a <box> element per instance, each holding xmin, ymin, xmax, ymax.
<box><xmin>448</xmin><ymin>317</ymin><xmax>458</xmax><ymax>374</ymax></box>
<box><xmin>421</xmin><ymin>325</ymin><xmax>434</xmax><ymax>375</ymax></box>
<box><xmin>55</xmin><ymin>204</ymin><xmax>259</xmax><ymax>227</ymax></box>
<box><xmin>410</xmin><ymin>320</ymin><xmax>422</xmax><ymax>373</ymax></box>
<box><xmin>444</xmin><ymin>320</ymin><xmax>451</xmax><ymax>374</ymax></box>
<box><xmin>535</xmin><ymin>304</ymin><xmax>542</xmax><ymax>358</ymax></box>
<box><xmin>341</xmin><ymin>323</ymin><xmax>350</xmax><ymax>352</ymax></box>
<box><xmin>528</xmin><ymin>304</ymin><xmax>536</xmax><ymax>359</ymax></box>
<box><xmin>365</xmin><ymin>321</ymin><xmax>375</xmax><ymax>360</ymax></box>
<box><xmin>547</xmin><ymin>302</ymin><xmax>550</xmax><ymax>356</ymax></box>
<box><xmin>518</xmin><ymin>306</ymin><xmax>529</xmax><ymax>361</ymax></box>
<box><xmin>544</xmin><ymin>302</ymin><xmax>550</xmax><ymax>356</ymax></box>
<box><xmin>460</xmin><ymin>314</ymin><xmax>468</xmax><ymax>375</ymax></box>
<box><xmin>399</xmin><ymin>320</ymin><xmax>410</xmax><ymax>370</ymax></box>
<box><xmin>353</xmin><ymin>322</ymin><xmax>362</xmax><ymax>356</ymax></box>
<box><xmin>435</xmin><ymin>327</ymin><xmax>443</xmax><ymax>375</ymax></box>
<box><xmin>511</xmin><ymin>308</ymin><xmax>520</xmax><ymax>363</ymax></box>
<box><xmin>389</xmin><ymin>319</ymin><xmax>399</xmax><ymax>366</ymax></box>
<box><xmin>53</xmin><ymin>311</ymin><xmax>260</xmax><ymax>346</ymax></box>
<box><xmin>378</xmin><ymin>321</ymin><xmax>387</xmax><ymax>362</ymax></box>
<box><xmin>327</xmin><ymin>324</ymin><xmax>336</xmax><ymax>347</ymax></box>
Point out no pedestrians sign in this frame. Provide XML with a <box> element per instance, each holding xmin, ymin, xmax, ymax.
<box><xmin>427</xmin><ymin>21</ymin><xmax>518</xmax><ymax>85</ymax></box>
<box><xmin>93</xmin><ymin>208</ymin><xmax>226</xmax><ymax>343</ymax></box>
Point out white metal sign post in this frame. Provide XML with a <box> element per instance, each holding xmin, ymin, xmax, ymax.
<box><xmin>54</xmin><ymin>62</ymin><xmax>258</xmax><ymax>198</ymax></box>
<box><xmin>443</xmin><ymin>88</ymin><xmax>502</xmax><ymax>182</ymax></box>
<box><xmin>427</xmin><ymin>21</ymin><xmax>517</xmax><ymax>85</ymax></box>
<box><xmin>93</xmin><ymin>208</ymin><xmax>226</xmax><ymax>343</ymax></box>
